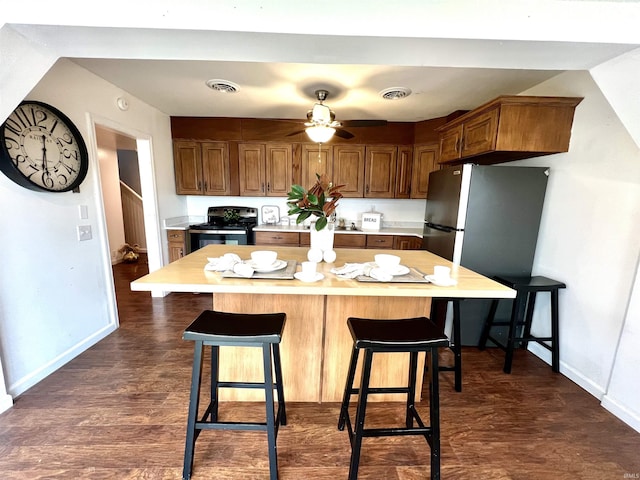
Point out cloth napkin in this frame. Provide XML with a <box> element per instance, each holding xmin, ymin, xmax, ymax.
<box><xmin>330</xmin><ymin>263</ymin><xmax>393</xmax><ymax>282</ymax></box>
<box><xmin>204</xmin><ymin>253</ymin><xmax>255</xmax><ymax>278</ymax></box>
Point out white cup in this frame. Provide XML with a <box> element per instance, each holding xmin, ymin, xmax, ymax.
<box><xmin>433</xmin><ymin>265</ymin><xmax>451</xmax><ymax>280</ymax></box>
<box><xmin>301</xmin><ymin>261</ymin><xmax>317</xmax><ymax>278</ymax></box>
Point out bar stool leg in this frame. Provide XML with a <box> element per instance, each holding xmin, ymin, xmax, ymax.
<box><xmin>521</xmin><ymin>293</ymin><xmax>537</xmax><ymax>350</ymax></box>
<box><xmin>272</xmin><ymin>343</ymin><xmax>287</xmax><ymax>425</ymax></box>
<box><xmin>348</xmin><ymin>349</ymin><xmax>373</xmax><ymax>480</ymax></box>
<box><xmin>183</xmin><ymin>341</ymin><xmax>204</xmax><ymax>480</ymax></box>
<box><xmin>261</xmin><ymin>344</ymin><xmax>279</xmax><ymax>480</ymax></box>
<box><xmin>551</xmin><ymin>290</ymin><xmax>561</xmax><ymax>373</ymax></box>
<box><xmin>338</xmin><ymin>346</ymin><xmax>360</xmax><ymax>432</ymax></box>
<box><xmin>406</xmin><ymin>351</ymin><xmax>419</xmax><ymax>428</ymax></box>
<box><xmin>451</xmin><ymin>300</ymin><xmax>462</xmax><ymax>392</ymax></box>
<box><xmin>428</xmin><ymin>347</ymin><xmax>441</xmax><ymax>480</ymax></box>
<box><xmin>210</xmin><ymin>345</ymin><xmax>219</xmax><ymax>422</ymax></box>
<box><xmin>504</xmin><ymin>293</ymin><xmax>527</xmax><ymax>374</ymax></box>
<box><xmin>478</xmin><ymin>299</ymin><xmax>499</xmax><ymax>350</ymax></box>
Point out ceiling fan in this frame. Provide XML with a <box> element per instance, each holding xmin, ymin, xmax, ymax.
<box><xmin>287</xmin><ymin>89</ymin><xmax>387</xmax><ymax>141</ymax></box>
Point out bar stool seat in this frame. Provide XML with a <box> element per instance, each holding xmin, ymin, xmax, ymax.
<box><xmin>478</xmin><ymin>275</ymin><xmax>565</xmax><ymax>374</ymax></box>
<box><xmin>182</xmin><ymin>310</ymin><xmax>287</xmax><ymax>480</ymax></box>
<box><xmin>338</xmin><ymin>316</ymin><xmax>449</xmax><ymax>480</ymax></box>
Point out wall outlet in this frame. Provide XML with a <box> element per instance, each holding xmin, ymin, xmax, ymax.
<box><xmin>77</xmin><ymin>225</ymin><xmax>92</xmax><ymax>241</ymax></box>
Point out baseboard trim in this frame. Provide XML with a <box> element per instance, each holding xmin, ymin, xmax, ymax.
<box><xmin>601</xmin><ymin>395</ymin><xmax>640</xmax><ymax>434</ymax></box>
<box><xmin>528</xmin><ymin>343</ymin><xmax>606</xmax><ymax>399</ymax></box>
<box><xmin>0</xmin><ymin>393</ymin><xmax>13</xmax><ymax>413</ymax></box>
<box><xmin>8</xmin><ymin>323</ymin><xmax>117</xmax><ymax>398</ymax></box>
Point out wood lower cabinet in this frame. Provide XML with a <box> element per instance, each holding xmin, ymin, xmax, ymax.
<box><xmin>365</xmin><ymin>235</ymin><xmax>394</xmax><ymax>249</ymax></box>
<box><xmin>167</xmin><ymin>229</ymin><xmax>188</xmax><ymax>262</ymax></box>
<box><xmin>437</xmin><ymin>95</ymin><xmax>583</xmax><ymax>165</ymax></box>
<box><xmin>411</xmin><ymin>143</ymin><xmax>440</xmax><ymax>199</ymax></box>
<box><xmin>394</xmin><ymin>235</ymin><xmax>422</xmax><ymax>250</ymax></box>
<box><xmin>173</xmin><ymin>141</ymin><xmax>232</xmax><ymax>195</ymax></box>
<box><xmin>255</xmin><ymin>231</ymin><xmax>300</xmax><ymax>246</ymax></box>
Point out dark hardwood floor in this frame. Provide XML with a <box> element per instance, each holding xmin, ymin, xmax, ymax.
<box><xmin>1</xmin><ymin>257</ymin><xmax>639</xmax><ymax>479</ymax></box>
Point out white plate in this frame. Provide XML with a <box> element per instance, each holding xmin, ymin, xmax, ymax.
<box><xmin>425</xmin><ymin>275</ymin><xmax>458</xmax><ymax>287</ymax></box>
<box><xmin>367</xmin><ymin>263</ymin><xmax>410</xmax><ymax>276</ymax></box>
<box><xmin>294</xmin><ymin>272</ymin><xmax>324</xmax><ymax>283</ymax></box>
<box><xmin>246</xmin><ymin>259</ymin><xmax>287</xmax><ymax>273</ymax></box>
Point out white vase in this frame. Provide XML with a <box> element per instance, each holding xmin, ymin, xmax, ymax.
<box><xmin>309</xmin><ymin>221</ymin><xmax>335</xmax><ymax>259</ymax></box>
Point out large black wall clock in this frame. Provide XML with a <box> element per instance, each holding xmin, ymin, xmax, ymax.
<box><xmin>0</xmin><ymin>100</ymin><xmax>89</xmax><ymax>192</ymax></box>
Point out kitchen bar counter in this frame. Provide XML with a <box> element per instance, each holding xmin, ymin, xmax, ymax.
<box><xmin>131</xmin><ymin>245</ymin><xmax>514</xmax><ymax>402</ymax></box>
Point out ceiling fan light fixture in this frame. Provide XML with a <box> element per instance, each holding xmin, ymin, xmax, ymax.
<box><xmin>379</xmin><ymin>87</ymin><xmax>412</xmax><ymax>100</ymax></box>
<box><xmin>305</xmin><ymin>125</ymin><xmax>335</xmax><ymax>143</ymax></box>
<box><xmin>205</xmin><ymin>79</ymin><xmax>240</xmax><ymax>93</ymax></box>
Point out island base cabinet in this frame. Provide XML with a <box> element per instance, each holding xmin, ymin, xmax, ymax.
<box><xmin>322</xmin><ymin>295</ymin><xmax>432</xmax><ymax>402</ymax></box>
<box><xmin>212</xmin><ymin>293</ymin><xmax>324</xmax><ymax>402</ymax></box>
<box><xmin>210</xmin><ymin>292</ymin><xmax>432</xmax><ymax>402</ymax></box>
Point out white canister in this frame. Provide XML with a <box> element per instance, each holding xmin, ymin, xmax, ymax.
<box><xmin>361</xmin><ymin>212</ymin><xmax>382</xmax><ymax>231</ymax></box>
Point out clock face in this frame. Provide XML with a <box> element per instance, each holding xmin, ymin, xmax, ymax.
<box><xmin>0</xmin><ymin>101</ymin><xmax>89</xmax><ymax>192</ymax></box>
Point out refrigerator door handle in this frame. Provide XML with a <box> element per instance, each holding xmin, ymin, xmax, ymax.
<box><xmin>425</xmin><ymin>222</ymin><xmax>458</xmax><ymax>233</ymax></box>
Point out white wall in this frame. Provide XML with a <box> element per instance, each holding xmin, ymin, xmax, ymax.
<box><xmin>513</xmin><ymin>71</ymin><xmax>640</xmax><ymax>430</ymax></box>
<box><xmin>0</xmin><ymin>58</ymin><xmax>181</xmax><ymax>400</ymax></box>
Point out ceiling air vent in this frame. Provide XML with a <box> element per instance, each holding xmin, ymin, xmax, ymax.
<box><xmin>205</xmin><ymin>79</ymin><xmax>240</xmax><ymax>93</ymax></box>
<box><xmin>379</xmin><ymin>87</ymin><xmax>412</xmax><ymax>100</ymax></box>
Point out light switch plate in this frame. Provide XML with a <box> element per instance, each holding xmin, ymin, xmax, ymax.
<box><xmin>77</xmin><ymin>225</ymin><xmax>92</xmax><ymax>241</ymax></box>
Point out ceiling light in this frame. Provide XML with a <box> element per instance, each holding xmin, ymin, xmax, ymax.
<box><xmin>205</xmin><ymin>79</ymin><xmax>239</xmax><ymax>93</ymax></box>
<box><xmin>305</xmin><ymin>125</ymin><xmax>335</xmax><ymax>143</ymax></box>
<box><xmin>379</xmin><ymin>87</ymin><xmax>412</xmax><ymax>100</ymax></box>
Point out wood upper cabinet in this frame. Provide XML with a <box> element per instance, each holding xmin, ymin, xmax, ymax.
<box><xmin>394</xmin><ymin>146</ymin><xmax>413</xmax><ymax>199</ymax></box>
<box><xmin>437</xmin><ymin>95</ymin><xmax>583</xmax><ymax>165</ymax></box>
<box><xmin>173</xmin><ymin>141</ymin><xmax>231</xmax><ymax>195</ymax></box>
<box><xmin>265</xmin><ymin>143</ymin><xmax>293</xmax><ymax>196</ymax></box>
<box><xmin>238</xmin><ymin>143</ymin><xmax>266</xmax><ymax>196</ymax></box>
<box><xmin>238</xmin><ymin>143</ymin><xmax>294</xmax><ymax>196</ymax></box>
<box><xmin>301</xmin><ymin>144</ymin><xmax>332</xmax><ymax>189</ymax></box>
<box><xmin>333</xmin><ymin>145</ymin><xmax>365</xmax><ymax>197</ymax></box>
<box><xmin>411</xmin><ymin>143</ymin><xmax>440</xmax><ymax>199</ymax></box>
<box><xmin>364</xmin><ymin>146</ymin><xmax>397</xmax><ymax>198</ymax></box>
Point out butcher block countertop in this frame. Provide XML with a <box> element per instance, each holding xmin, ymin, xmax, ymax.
<box><xmin>131</xmin><ymin>245</ymin><xmax>515</xmax><ymax>299</ymax></box>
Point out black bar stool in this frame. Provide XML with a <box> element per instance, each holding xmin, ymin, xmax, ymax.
<box><xmin>182</xmin><ymin>310</ymin><xmax>287</xmax><ymax>480</ymax></box>
<box><xmin>430</xmin><ymin>298</ymin><xmax>462</xmax><ymax>392</ymax></box>
<box><xmin>478</xmin><ymin>275</ymin><xmax>566</xmax><ymax>374</ymax></box>
<box><xmin>337</xmin><ymin>316</ymin><xmax>449</xmax><ymax>480</ymax></box>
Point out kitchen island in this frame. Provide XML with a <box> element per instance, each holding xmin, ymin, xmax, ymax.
<box><xmin>131</xmin><ymin>245</ymin><xmax>514</xmax><ymax>402</ymax></box>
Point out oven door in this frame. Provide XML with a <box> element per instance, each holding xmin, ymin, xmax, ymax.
<box><xmin>189</xmin><ymin>228</ymin><xmax>249</xmax><ymax>253</ymax></box>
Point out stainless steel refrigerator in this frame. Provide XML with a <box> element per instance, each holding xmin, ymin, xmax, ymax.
<box><xmin>422</xmin><ymin>164</ymin><xmax>549</xmax><ymax>345</ymax></box>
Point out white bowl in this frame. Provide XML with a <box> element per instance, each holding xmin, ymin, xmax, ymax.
<box><xmin>251</xmin><ymin>250</ymin><xmax>278</xmax><ymax>267</ymax></box>
<box><xmin>374</xmin><ymin>254</ymin><xmax>401</xmax><ymax>271</ymax></box>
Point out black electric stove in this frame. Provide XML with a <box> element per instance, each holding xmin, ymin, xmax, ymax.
<box><xmin>188</xmin><ymin>206</ymin><xmax>258</xmax><ymax>251</ymax></box>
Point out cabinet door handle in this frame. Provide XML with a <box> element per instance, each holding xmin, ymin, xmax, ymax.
<box><xmin>267</xmin><ymin>182</ymin><xmax>270</xmax><ymax>192</ymax></box>
<box><xmin>197</xmin><ymin>181</ymin><xmax>202</xmax><ymax>190</ymax></box>
<box><xmin>455</xmin><ymin>138</ymin><xmax>460</xmax><ymax>152</ymax></box>
<box><xmin>204</xmin><ymin>181</ymin><xmax>208</xmax><ymax>191</ymax></box>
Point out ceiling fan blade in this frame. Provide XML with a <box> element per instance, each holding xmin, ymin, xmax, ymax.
<box><xmin>286</xmin><ymin>129</ymin><xmax>306</xmax><ymax>137</ymax></box>
<box><xmin>341</xmin><ymin>120</ymin><xmax>388</xmax><ymax>127</ymax></box>
<box><xmin>334</xmin><ymin>129</ymin><xmax>355</xmax><ymax>139</ymax></box>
